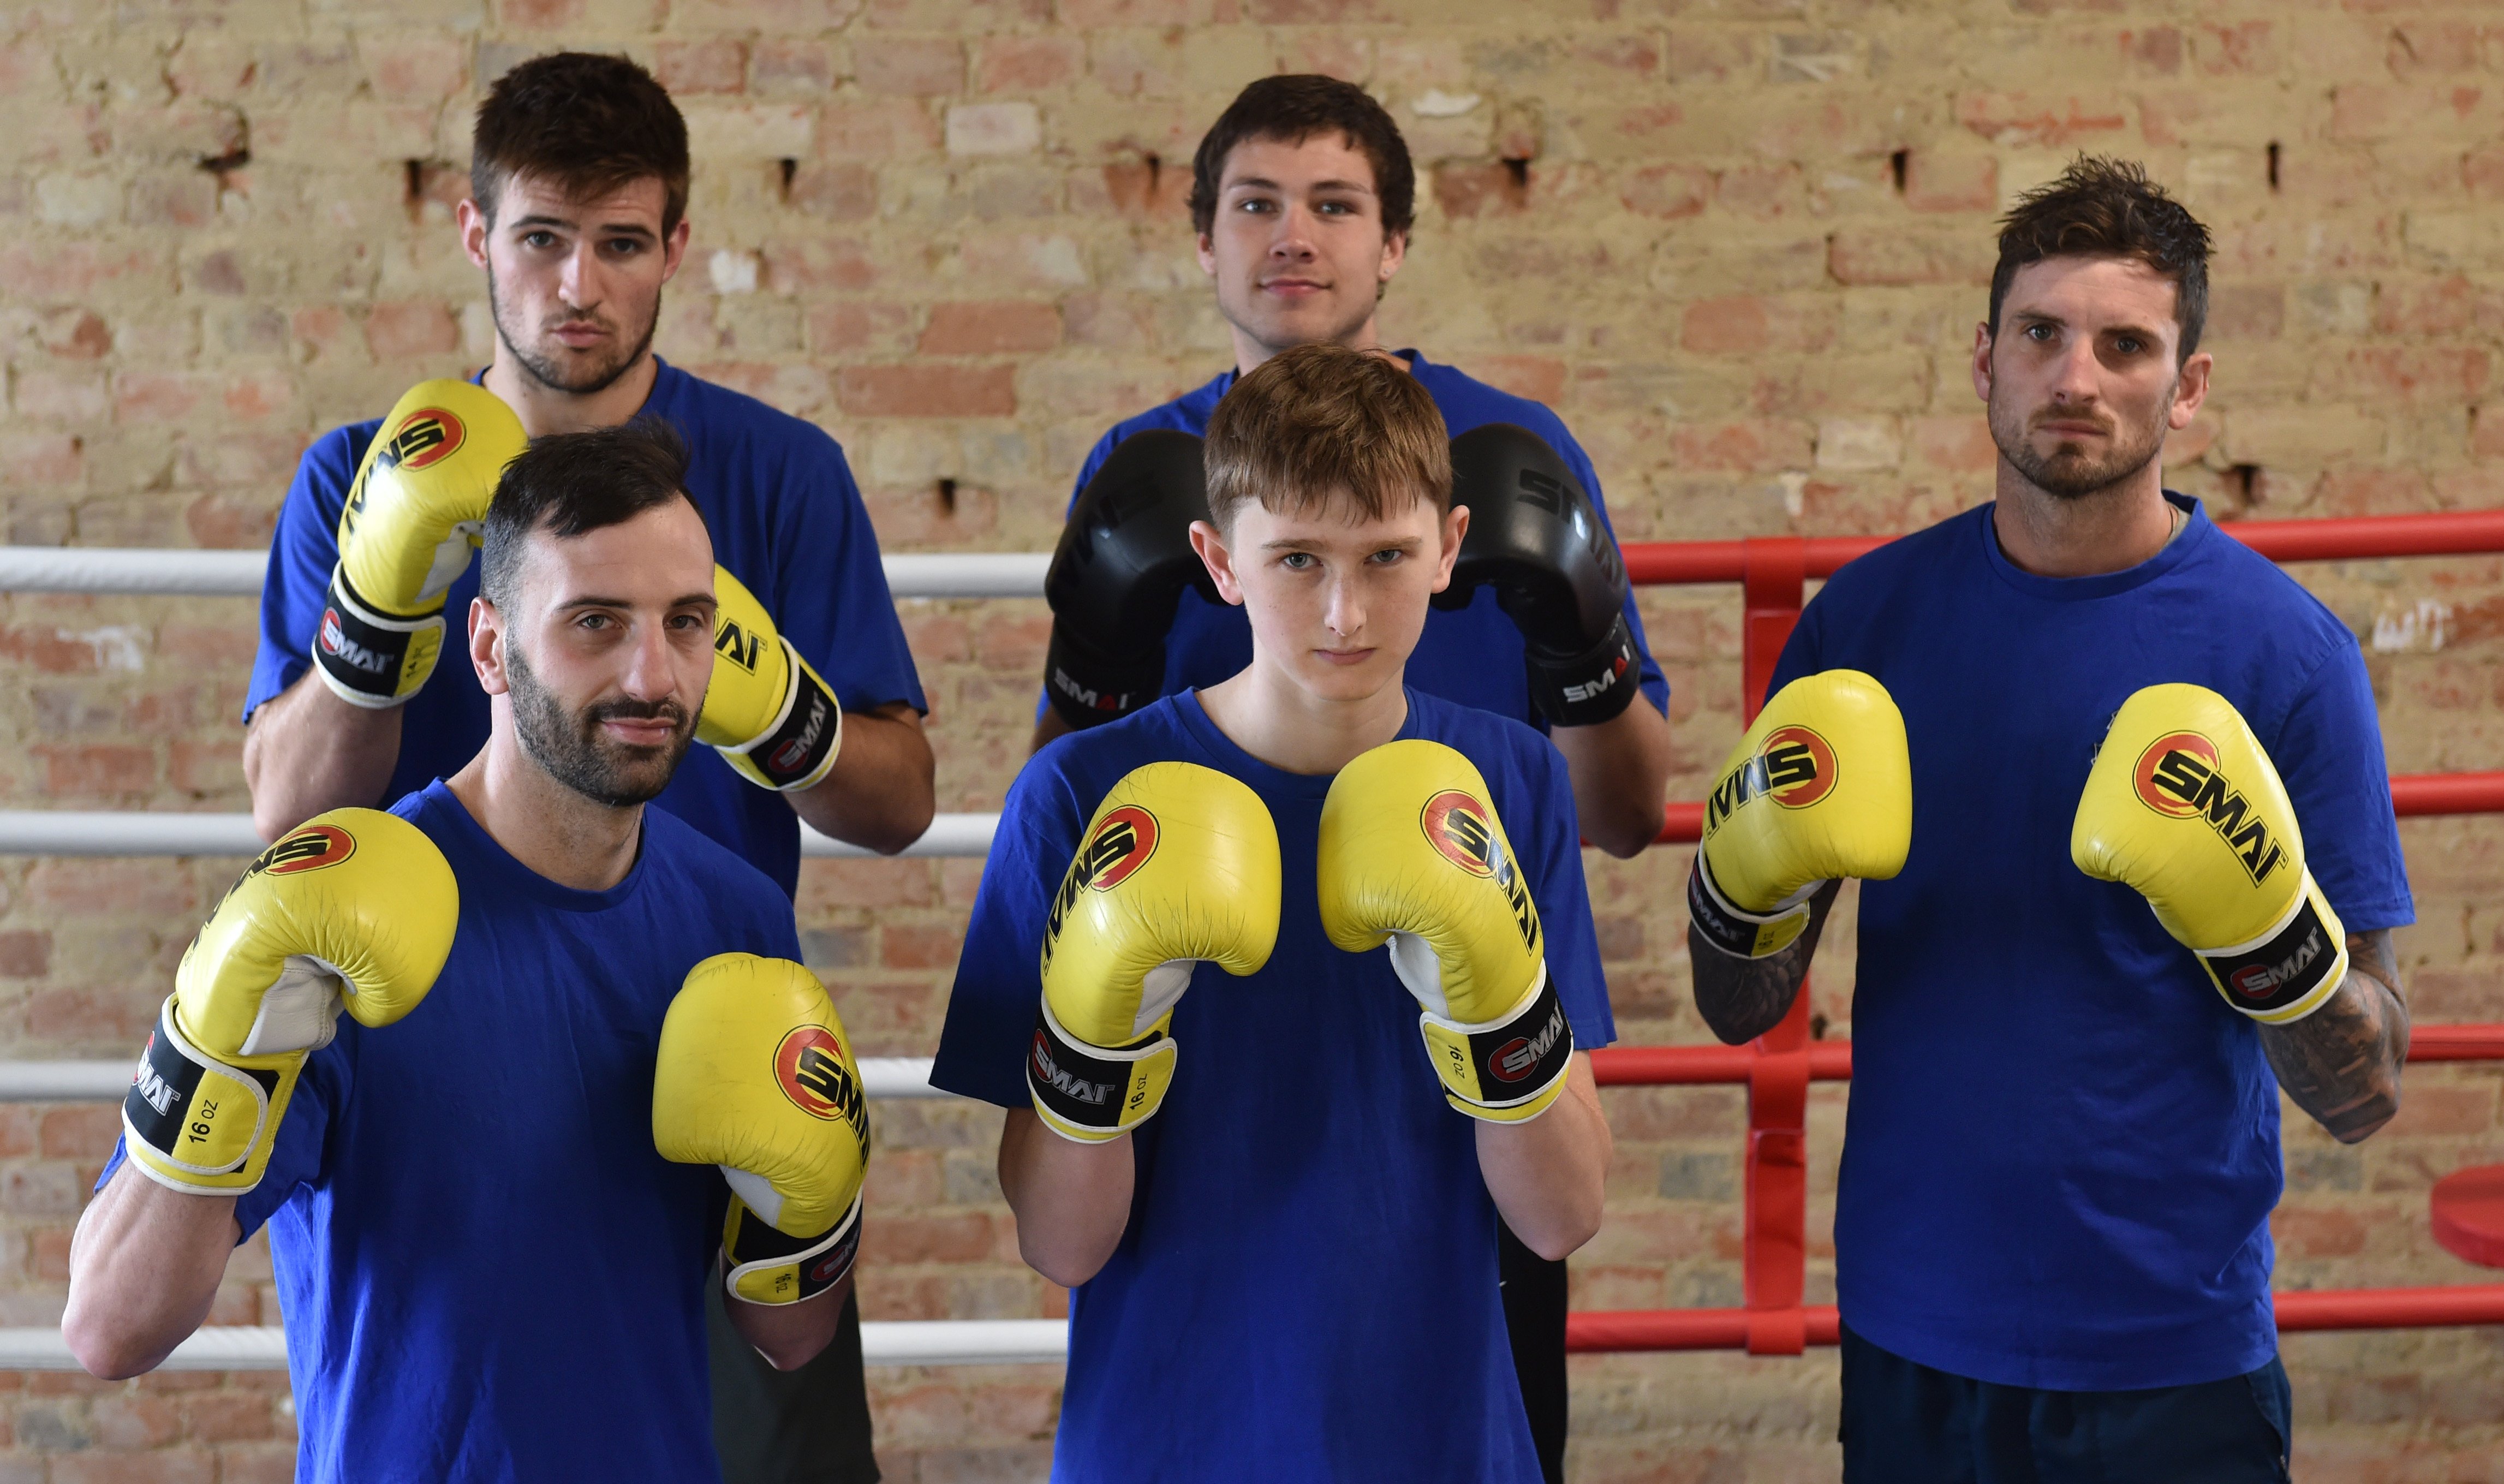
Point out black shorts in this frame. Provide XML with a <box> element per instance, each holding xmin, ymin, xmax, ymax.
<box><xmin>706</xmin><ymin>1279</ymin><xmax>881</xmax><ymax>1484</ymax></box>
<box><xmin>1499</xmin><ymin>1222</ymin><xmax>1567</xmax><ymax>1484</ymax></box>
<box><xmin>1840</xmin><ymin>1322</ymin><xmax>2291</xmax><ymax>1483</ymax></box>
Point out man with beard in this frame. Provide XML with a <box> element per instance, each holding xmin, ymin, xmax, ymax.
<box><xmin>65</xmin><ymin>423</ymin><xmax>874</xmax><ymax>1481</ymax></box>
<box><xmin>237</xmin><ymin>52</ymin><xmax>923</xmax><ymax>1480</ymax></box>
<box><xmin>1687</xmin><ymin>158</ymin><xmax>2412</xmax><ymax>1480</ymax></box>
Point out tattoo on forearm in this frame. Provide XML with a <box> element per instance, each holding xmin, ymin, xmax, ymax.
<box><xmin>2259</xmin><ymin>929</ymin><xmax>2408</xmax><ymax>1144</ymax></box>
<box><xmin>1689</xmin><ymin>880</ymin><xmax>1839</xmax><ymax>1046</ymax></box>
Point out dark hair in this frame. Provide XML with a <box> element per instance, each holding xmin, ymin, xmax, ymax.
<box><xmin>1990</xmin><ymin>156</ymin><xmax>2212</xmax><ymax>361</ymax></box>
<box><xmin>480</xmin><ymin>420</ymin><xmax>701</xmax><ymax>607</ymax></box>
<box><xmin>1204</xmin><ymin>344</ymin><xmax>1450</xmax><ymax>530</ymax></box>
<box><xmin>472</xmin><ymin>52</ymin><xmax>691</xmax><ymax>235</ymax></box>
<box><xmin>1189</xmin><ymin>75</ymin><xmax>1415</xmax><ymax>241</ymax></box>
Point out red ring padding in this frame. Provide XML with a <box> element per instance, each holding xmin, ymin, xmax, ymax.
<box><xmin>2431</xmin><ymin>1165</ymin><xmax>2504</xmax><ymax>1268</ymax></box>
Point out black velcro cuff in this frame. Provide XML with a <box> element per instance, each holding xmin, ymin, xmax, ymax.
<box><xmin>2199</xmin><ymin>872</ymin><xmax>2350</xmax><ymax>1024</ymax></box>
<box><xmin>1525</xmin><ymin>612</ymin><xmax>1640</xmax><ymax>728</ymax></box>
<box><xmin>123</xmin><ymin>997</ymin><xmax>281</xmax><ymax>1191</ymax></box>
<box><xmin>724</xmin><ymin>1192</ymin><xmax>862</xmax><ymax>1306</ymax></box>
<box><xmin>1686</xmin><ymin>856</ymin><xmax>1817</xmax><ymax>961</ymax></box>
<box><xmin>312</xmin><ymin>567</ymin><xmax>437</xmax><ymax>709</ymax></box>
<box><xmin>1421</xmin><ymin>968</ymin><xmax>1576</xmax><ymax>1116</ymax></box>
<box><xmin>1026</xmin><ymin>1002</ymin><xmax>1170</xmax><ymax>1141</ymax></box>
<box><xmin>1045</xmin><ymin>626</ymin><xmax>1167</xmax><ymax>730</ymax></box>
<box><xmin>736</xmin><ymin>639</ymin><xmax>843</xmax><ymax>791</ymax></box>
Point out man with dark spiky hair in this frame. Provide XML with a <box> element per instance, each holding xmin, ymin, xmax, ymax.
<box><xmin>237</xmin><ymin>50</ymin><xmax>922</xmax><ymax>1484</ymax></box>
<box><xmin>1690</xmin><ymin>157</ymin><xmax>2413</xmax><ymax>1479</ymax></box>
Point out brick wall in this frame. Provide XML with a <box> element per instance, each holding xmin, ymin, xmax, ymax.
<box><xmin>4</xmin><ymin>1</ymin><xmax>2503</xmax><ymax>1478</ymax></box>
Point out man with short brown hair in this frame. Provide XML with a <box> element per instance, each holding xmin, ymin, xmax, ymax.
<box><xmin>239</xmin><ymin>50</ymin><xmax>922</xmax><ymax>1484</ymax></box>
<box><xmin>1692</xmin><ymin>157</ymin><xmax>2412</xmax><ymax>1480</ymax></box>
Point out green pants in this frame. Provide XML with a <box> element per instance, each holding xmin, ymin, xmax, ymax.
<box><xmin>706</xmin><ymin>1279</ymin><xmax>881</xmax><ymax>1483</ymax></box>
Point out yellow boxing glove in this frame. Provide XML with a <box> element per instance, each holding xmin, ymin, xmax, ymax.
<box><xmin>1317</xmin><ymin>740</ymin><xmax>1570</xmax><ymax>1123</ymax></box>
<box><xmin>1029</xmin><ymin>764</ymin><xmax>1280</xmax><ymax>1143</ymax></box>
<box><xmin>1689</xmin><ymin>670</ymin><xmax>1912</xmax><ymax>960</ymax></box>
<box><xmin>698</xmin><ymin>566</ymin><xmax>844</xmax><ymax>794</ymax></box>
<box><xmin>316</xmin><ymin>381</ymin><xmax>527</xmax><ymax>708</ymax></box>
<box><xmin>2073</xmin><ymin>684</ymin><xmax>2350</xmax><ymax>1024</ymax></box>
<box><xmin>124</xmin><ymin>810</ymin><xmax>457</xmax><ymax>1195</ymax></box>
<box><xmin>654</xmin><ymin>955</ymin><xmax>872</xmax><ymax>1306</ymax></box>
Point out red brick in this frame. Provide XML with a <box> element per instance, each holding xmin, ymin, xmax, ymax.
<box><xmin>54</xmin><ymin>1453</ymin><xmax>215</xmax><ymax>1484</ymax></box>
<box><xmin>181</xmin><ymin>1391</ymin><xmax>277</xmax><ymax>1443</ymax></box>
<box><xmin>1682</xmin><ymin>295</ymin><xmax>1836</xmax><ymax>355</ymax></box>
<box><xmin>40</xmin><ymin>1105</ymin><xmax>121</xmax><ymax>1159</ymax></box>
<box><xmin>1</xmin><ymin>432</ymin><xmax>84</xmax><ymax>486</ymax></box>
<box><xmin>853</xmin><ymin>38</ymin><xmax>962</xmax><ymax>96</ymax></box>
<box><xmin>1829</xmin><ymin>225</ymin><xmax>1995</xmax><ymax>287</ymax></box>
<box><xmin>2467</xmin><ymin>142</ymin><xmax>2504</xmax><ymax>201</ymax></box>
<box><xmin>917</xmin><ymin>301</ymin><xmax>1060</xmax><ymax>356</ymax></box>
<box><xmin>42</xmin><ymin>311</ymin><xmax>112</xmax><ymax>360</ymax></box>
<box><xmin>1100</xmin><ymin>158</ymin><xmax>1190</xmax><ymax>219</ymax></box>
<box><xmin>1908</xmin><ymin>416</ymin><xmax>1996</xmax><ymax>473</ymax></box>
<box><xmin>2193</xmin><ymin>20</ymin><xmax>2276</xmax><ymax>75</ymax></box>
<box><xmin>881</xmin><ymin>920</ymin><xmax>965</xmax><ymax>969</ymax></box>
<box><xmin>0</xmin><ymin>1163</ymin><xmax>86</xmax><ymax>1218</ymax></box>
<box><xmin>1620</xmin><ymin>163</ymin><xmax>1710</xmax><ymax>219</ymax></box>
<box><xmin>837</xmin><ymin>365</ymin><xmax>1016</xmax><ymax>418</ymax></box>
<box><xmin>113</xmin><ymin>371</ymin><xmax>204</xmax><ymax>422</ymax></box>
<box><xmin>860</xmin><ymin>1212</ymin><xmax>999</xmax><ymax>1265</ymax></box>
<box><xmin>0</xmin><ymin>932</ymin><xmax>49</xmax><ymax>978</ymax></box>
<box><xmin>2269</xmin><ymin>1204</ymin><xmax>2368</xmax><ymax>1257</ymax></box>
<box><xmin>807</xmin><ymin>301</ymin><xmax>912</xmax><ymax>354</ymax></box>
<box><xmin>25</xmin><ymin>860</ymin><xmax>198</xmax><ymax>917</ymax></box>
<box><xmin>1671</xmin><ymin>420</ymin><xmax>1814</xmax><ymax>474</ymax></box>
<box><xmin>789</xmin><ymin>163</ymin><xmax>877</xmax><ymax>220</ymax></box>
<box><xmin>32</xmin><ymin>743</ymin><xmax>156</xmax><ymax>795</ymax></box>
<box><xmin>2327</xmin><ymin>347</ymin><xmax>2491</xmax><ymax>405</ymax></box>
<box><xmin>365</xmin><ymin>301</ymin><xmax>458</xmax><ymax>359</ymax></box>
<box><xmin>975</xmin><ymin>36</ymin><xmax>1081</xmax><ymax>93</ymax></box>
<box><xmin>1434</xmin><ymin>162</ymin><xmax>1529</xmax><ymax>220</ymax></box>
<box><xmin>1904</xmin><ymin>152</ymin><xmax>1997</xmax><ymax>213</ymax></box>
<box><xmin>24</xmin><ymin>987</ymin><xmax>156</xmax><ymax>1047</ymax></box>
<box><xmin>656</xmin><ymin>39</ymin><xmax>748</xmax><ymax>95</ymax></box>
<box><xmin>1953</xmin><ymin>92</ymin><xmax>2130</xmax><ymax>147</ymax></box>
<box><xmin>127</xmin><ymin>172</ymin><xmax>216</xmax><ymax>228</ymax></box>
<box><xmin>753</xmin><ymin>39</ymin><xmax>833</xmax><ymax>93</ymax></box>
<box><xmin>14</xmin><ymin>369</ymin><xmax>108</xmax><ymax>422</ymax></box>
<box><xmin>818</xmin><ymin>100</ymin><xmax>944</xmax><ymax>158</ymax></box>
<box><xmin>366</xmin><ymin>34</ymin><xmax>468</xmax><ymax>101</ymax></box>
<box><xmin>762</xmin><ymin>239</ymin><xmax>877</xmax><ymax>293</ymax></box>
<box><xmin>0</xmin><ymin>243</ymin><xmax>163</xmax><ymax>299</ymax></box>
<box><xmin>87</xmin><ymin>1396</ymin><xmax>181</xmax><ymax>1449</ymax></box>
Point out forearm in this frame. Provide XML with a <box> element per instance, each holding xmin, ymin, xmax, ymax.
<box><xmin>997</xmin><ymin>1108</ymin><xmax>1133</xmax><ymax>1287</ymax></box>
<box><xmin>62</xmin><ymin>1164</ymin><xmax>241</xmax><ymax>1379</ymax></box>
<box><xmin>723</xmin><ymin>1274</ymin><xmax>849</xmax><ymax>1370</ymax></box>
<box><xmin>1475</xmin><ymin>1056</ymin><xmax>1610</xmax><ymax>1260</ymax></box>
<box><xmin>2260</xmin><ymin>929</ymin><xmax>2407</xmax><ymax>1144</ymax></box>
<box><xmin>1551</xmin><ymin>697</ymin><xmax>1674</xmax><ymax>859</ymax></box>
<box><xmin>1688</xmin><ymin>878</ymin><xmax>1838</xmax><ymax>1044</ymax></box>
<box><xmin>241</xmin><ymin>675</ymin><xmax>404</xmax><ymax>840</ymax></box>
<box><xmin>788</xmin><ymin>702</ymin><xmax>935</xmax><ymax>854</ymax></box>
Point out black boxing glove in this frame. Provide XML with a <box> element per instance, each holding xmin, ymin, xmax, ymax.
<box><xmin>1438</xmin><ymin>423</ymin><xmax>1642</xmax><ymax>728</ymax></box>
<box><xmin>1044</xmin><ymin>431</ymin><xmax>1219</xmax><ymax>730</ymax></box>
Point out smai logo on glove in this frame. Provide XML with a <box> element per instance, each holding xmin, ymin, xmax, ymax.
<box><xmin>1706</xmin><ymin>724</ymin><xmax>1838</xmax><ymax>831</ymax></box>
<box><xmin>1040</xmin><ymin>805</ymin><xmax>1161</xmax><ymax>976</ymax></box>
<box><xmin>774</xmin><ymin>1025</ymin><xmax>869</xmax><ymax>1149</ymax></box>
<box><xmin>252</xmin><ymin>823</ymin><xmax>359</xmax><ymax>878</ymax></box>
<box><xmin>1417</xmin><ymin>789</ymin><xmax>1541</xmax><ymax>957</ymax></box>
<box><xmin>2130</xmin><ymin>732</ymin><xmax>2287</xmax><ymax>885</ymax></box>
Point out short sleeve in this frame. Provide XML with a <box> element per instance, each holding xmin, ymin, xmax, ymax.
<box><xmin>92</xmin><ymin>1038</ymin><xmax>345</xmax><ymax>1244</ymax></box>
<box><xmin>765</xmin><ymin>430</ymin><xmax>927</xmax><ymax>717</ymax></box>
<box><xmin>2273</xmin><ymin>640</ymin><xmax>2415</xmax><ymax>934</ymax></box>
<box><xmin>245</xmin><ymin>426</ymin><xmax>369</xmax><ymax>723</ymax></box>
<box><xmin>929</xmin><ymin>758</ymin><xmax>1090</xmax><ymax>1108</ymax></box>
<box><xmin>1513</xmin><ymin>746</ymin><xmax>1615</xmax><ymax>1050</ymax></box>
<box><xmin>1764</xmin><ymin>592</ymin><xmax>1831</xmax><ymax>705</ymax></box>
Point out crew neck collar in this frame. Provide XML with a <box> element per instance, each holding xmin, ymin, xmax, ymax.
<box><xmin>1980</xmin><ymin>491</ymin><xmax>2211</xmax><ymax>603</ymax></box>
<box><xmin>416</xmin><ymin>779</ymin><xmax>650</xmax><ymax>914</ymax></box>
<box><xmin>1170</xmin><ymin>689</ymin><xmax>1420</xmax><ymax>799</ymax></box>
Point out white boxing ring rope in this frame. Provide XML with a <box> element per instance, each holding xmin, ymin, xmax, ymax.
<box><xmin>1</xmin><ymin>545</ymin><xmax>1057</xmax><ymax>1369</ymax></box>
<box><xmin>0</xmin><ymin>547</ymin><xmax>1051</xmax><ymax>601</ymax></box>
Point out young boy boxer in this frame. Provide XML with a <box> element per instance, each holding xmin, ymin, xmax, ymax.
<box><xmin>934</xmin><ymin>343</ymin><xmax>1614</xmax><ymax>1482</ymax></box>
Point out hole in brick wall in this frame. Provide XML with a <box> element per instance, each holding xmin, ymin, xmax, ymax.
<box><xmin>2266</xmin><ymin>142</ymin><xmax>2280</xmax><ymax>192</ymax></box>
<box><xmin>403</xmin><ymin>159</ymin><xmax>425</xmax><ymax>204</ymax></box>
<box><xmin>1888</xmin><ymin>149</ymin><xmax>1909</xmax><ymax>193</ymax></box>
<box><xmin>1810</xmin><ymin>1012</ymin><xmax>1830</xmax><ymax>1040</ymax></box>
<box><xmin>1502</xmin><ymin>157</ymin><xmax>1530</xmax><ymax>190</ymax></box>
<box><xmin>1143</xmin><ymin>151</ymin><xmax>1161</xmax><ymax>192</ymax></box>
<box><xmin>199</xmin><ymin>147</ymin><xmax>251</xmax><ymax>177</ymax></box>
<box><xmin>778</xmin><ymin>158</ymin><xmax>797</xmax><ymax>200</ymax></box>
<box><xmin>935</xmin><ymin>478</ymin><xmax>958</xmax><ymax>516</ymax></box>
<box><xmin>2229</xmin><ymin>463</ymin><xmax>2263</xmax><ymax>508</ymax></box>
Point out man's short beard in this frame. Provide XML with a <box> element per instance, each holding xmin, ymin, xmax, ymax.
<box><xmin>487</xmin><ymin>264</ymin><xmax>660</xmax><ymax>397</ymax></box>
<box><xmin>507</xmin><ymin>642</ymin><xmax>692</xmax><ymax>808</ymax></box>
<box><xmin>1987</xmin><ymin>382</ymin><xmax>2171</xmax><ymax>500</ymax></box>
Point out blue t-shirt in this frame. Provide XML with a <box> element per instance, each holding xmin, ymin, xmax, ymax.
<box><xmin>106</xmin><ymin>782</ymin><xmax>804</xmax><ymax>1482</ymax></box>
<box><xmin>247</xmin><ymin>360</ymin><xmax>927</xmax><ymax>897</ymax></box>
<box><xmin>1769</xmin><ymin>495</ymin><xmax>2414</xmax><ymax>1391</ymax></box>
<box><xmin>932</xmin><ymin>690</ymin><xmax>1614</xmax><ymax>1483</ymax></box>
<box><xmin>1049</xmin><ymin>351</ymin><xmax>1670</xmax><ymax>728</ymax></box>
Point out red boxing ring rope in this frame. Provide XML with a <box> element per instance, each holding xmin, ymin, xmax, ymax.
<box><xmin>1575</xmin><ymin>508</ymin><xmax>2504</xmax><ymax>1356</ymax></box>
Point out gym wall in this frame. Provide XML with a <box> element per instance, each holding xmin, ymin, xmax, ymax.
<box><xmin>3</xmin><ymin>0</ymin><xmax>2502</xmax><ymax>1477</ymax></box>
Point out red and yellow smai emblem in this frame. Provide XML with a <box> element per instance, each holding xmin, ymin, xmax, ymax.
<box><xmin>381</xmin><ymin>408</ymin><xmax>466</xmax><ymax>473</ymax></box>
<box><xmin>1079</xmin><ymin>806</ymin><xmax>1158</xmax><ymax>891</ymax></box>
<box><xmin>776</xmin><ymin>1025</ymin><xmax>856</xmax><ymax>1122</ymax></box>
<box><xmin>2134</xmin><ymin>731</ymin><xmax>2221</xmax><ymax>818</ymax></box>
<box><xmin>252</xmin><ymin>823</ymin><xmax>357</xmax><ymax>877</ymax></box>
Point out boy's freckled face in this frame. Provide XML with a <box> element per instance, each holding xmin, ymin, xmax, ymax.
<box><xmin>1202</xmin><ymin>493</ymin><xmax>1464</xmax><ymax>704</ymax></box>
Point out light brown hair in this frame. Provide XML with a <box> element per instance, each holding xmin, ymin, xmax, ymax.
<box><xmin>1202</xmin><ymin>343</ymin><xmax>1451</xmax><ymax>531</ymax></box>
